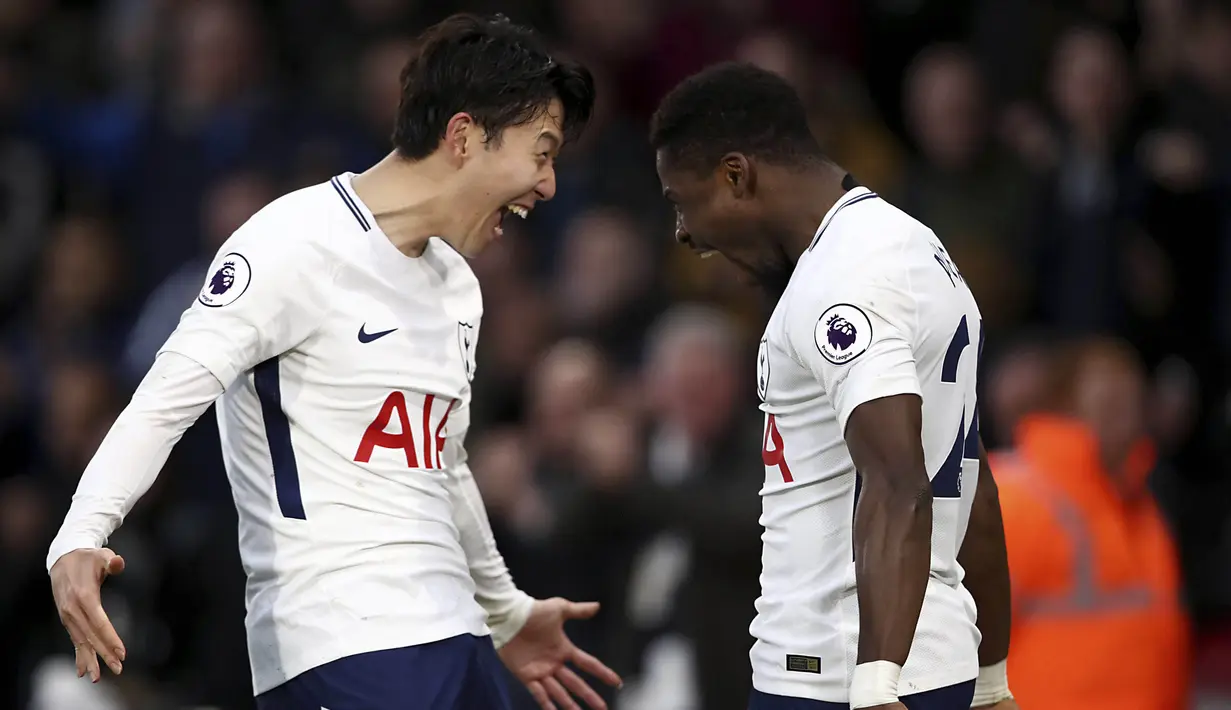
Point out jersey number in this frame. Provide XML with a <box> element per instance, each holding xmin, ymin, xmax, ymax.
<box><xmin>355</xmin><ymin>392</ymin><xmax>455</xmax><ymax>469</ymax></box>
<box><xmin>762</xmin><ymin>414</ymin><xmax>793</xmax><ymax>482</ymax></box>
<box><xmin>933</xmin><ymin>315</ymin><xmax>983</xmax><ymax>498</ymax></box>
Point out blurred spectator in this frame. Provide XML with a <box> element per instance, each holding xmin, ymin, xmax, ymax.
<box><xmin>992</xmin><ymin>337</ymin><xmax>1191</xmax><ymax>710</ymax></box>
<box><xmin>555</xmin><ymin>305</ymin><xmax>764</xmax><ymax>710</ymax></box>
<box><xmin>1027</xmin><ymin>25</ymin><xmax>1146</xmax><ymax>335</ymax></box>
<box><xmin>0</xmin><ymin>49</ymin><xmax>53</xmax><ymax>318</ymax></box>
<box><xmin>895</xmin><ymin>44</ymin><xmax>1037</xmax><ymax>333</ymax></box>
<box><xmin>735</xmin><ymin>28</ymin><xmax>904</xmax><ymax>193</ymax></box>
<box><xmin>983</xmin><ymin>334</ymin><xmax>1057</xmax><ymax>451</ymax></box>
<box><xmin>553</xmin><ymin>208</ymin><xmax>663</xmax><ymax>367</ymax></box>
<box><xmin>121</xmin><ymin>169</ymin><xmax>278</xmax><ymax>385</ymax></box>
<box><xmin>2</xmin><ymin>214</ymin><xmax>130</xmax><ymax>443</ymax></box>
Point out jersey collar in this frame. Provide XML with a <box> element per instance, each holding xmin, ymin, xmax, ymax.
<box><xmin>806</xmin><ymin>185</ymin><xmax>876</xmax><ymax>253</ymax></box>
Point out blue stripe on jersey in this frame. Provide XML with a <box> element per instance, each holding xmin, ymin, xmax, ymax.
<box><xmin>851</xmin><ymin>472</ymin><xmax>862</xmax><ymax>560</ymax></box>
<box><xmin>806</xmin><ymin>193</ymin><xmax>880</xmax><ymax>252</ymax></box>
<box><xmin>331</xmin><ymin>177</ymin><xmax>371</xmax><ymax>232</ymax></box>
<box><xmin>254</xmin><ymin>357</ymin><xmax>307</xmax><ymax>520</ymax></box>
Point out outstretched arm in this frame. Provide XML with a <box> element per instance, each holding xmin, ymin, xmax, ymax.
<box><xmin>49</xmin><ymin>226</ymin><xmax>331</xmax><ymax>683</ymax></box>
<box><xmin>48</xmin><ymin>352</ymin><xmax>223</xmax><ymax>682</ymax></box>
<box><xmin>956</xmin><ymin>440</ymin><xmax>1015</xmax><ymax>708</ymax></box>
<box><xmin>443</xmin><ymin>395</ymin><xmax>621</xmax><ymax>710</ymax></box>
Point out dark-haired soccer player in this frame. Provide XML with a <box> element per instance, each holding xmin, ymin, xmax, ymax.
<box><xmin>46</xmin><ymin>14</ymin><xmax>620</xmax><ymax>710</ymax></box>
<box><xmin>651</xmin><ymin>63</ymin><xmax>1018</xmax><ymax>710</ymax></box>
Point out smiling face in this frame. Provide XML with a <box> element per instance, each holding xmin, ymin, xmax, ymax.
<box><xmin>453</xmin><ymin>98</ymin><xmax>565</xmax><ymax>257</ymax></box>
<box><xmin>656</xmin><ymin>150</ymin><xmax>794</xmax><ymax>292</ymax></box>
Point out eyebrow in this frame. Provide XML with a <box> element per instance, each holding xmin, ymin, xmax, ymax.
<box><xmin>539</xmin><ymin>132</ymin><xmax>562</xmax><ymax>151</ymax></box>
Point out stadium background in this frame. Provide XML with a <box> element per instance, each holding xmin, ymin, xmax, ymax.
<box><xmin>1</xmin><ymin>0</ymin><xmax>1230</xmax><ymax>707</ymax></box>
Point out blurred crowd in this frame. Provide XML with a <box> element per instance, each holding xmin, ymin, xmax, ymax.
<box><xmin>1</xmin><ymin>0</ymin><xmax>1230</xmax><ymax>708</ymax></box>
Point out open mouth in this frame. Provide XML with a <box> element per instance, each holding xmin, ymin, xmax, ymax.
<box><xmin>494</xmin><ymin>203</ymin><xmax>530</xmax><ymax>237</ymax></box>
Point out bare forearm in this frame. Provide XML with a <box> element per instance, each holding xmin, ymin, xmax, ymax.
<box><xmin>958</xmin><ymin>449</ymin><xmax>1012</xmax><ymax>666</ymax></box>
<box><xmin>855</xmin><ymin>477</ymin><xmax>933</xmax><ymax>665</ymax></box>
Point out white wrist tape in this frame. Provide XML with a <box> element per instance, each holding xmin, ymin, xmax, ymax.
<box><xmin>970</xmin><ymin>660</ymin><xmax>1013</xmax><ymax>707</ymax></box>
<box><xmin>849</xmin><ymin>661</ymin><xmax>901</xmax><ymax>709</ymax></box>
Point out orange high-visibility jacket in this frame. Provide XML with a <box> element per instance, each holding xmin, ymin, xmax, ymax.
<box><xmin>990</xmin><ymin>415</ymin><xmax>1191</xmax><ymax>710</ymax></box>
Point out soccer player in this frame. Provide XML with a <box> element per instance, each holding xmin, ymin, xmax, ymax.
<box><xmin>649</xmin><ymin>63</ymin><xmax>1019</xmax><ymax>710</ymax></box>
<box><xmin>46</xmin><ymin>14</ymin><xmax>621</xmax><ymax>710</ymax></box>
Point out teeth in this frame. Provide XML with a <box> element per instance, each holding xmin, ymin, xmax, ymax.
<box><xmin>507</xmin><ymin>204</ymin><xmax>529</xmax><ymax>219</ymax></box>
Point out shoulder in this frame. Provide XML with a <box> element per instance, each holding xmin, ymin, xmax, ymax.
<box><xmin>197</xmin><ymin>186</ymin><xmax>341</xmax><ymax>308</ymax></box>
<box><xmin>228</xmin><ymin>183</ymin><xmax>342</xmax><ymax>261</ymax></box>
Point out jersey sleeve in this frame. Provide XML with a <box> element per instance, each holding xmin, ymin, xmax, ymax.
<box><xmin>442</xmin><ymin>386</ymin><xmax>534</xmax><ymax>647</ymax></box>
<box><xmin>47</xmin><ymin>352</ymin><xmax>222</xmax><ymax>570</ymax></box>
<box><xmin>786</xmin><ymin>268</ymin><xmax>921</xmax><ymax>434</ymax></box>
<box><xmin>158</xmin><ymin>224</ymin><xmax>333</xmax><ymax>386</ymax></box>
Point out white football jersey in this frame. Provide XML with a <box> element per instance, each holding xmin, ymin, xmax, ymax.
<box><xmin>750</xmin><ymin>186</ymin><xmax>983</xmax><ymax>701</ymax></box>
<box><xmin>158</xmin><ymin>173</ymin><xmax>488</xmax><ymax>693</ymax></box>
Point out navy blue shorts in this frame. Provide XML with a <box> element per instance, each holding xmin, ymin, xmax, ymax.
<box><xmin>256</xmin><ymin>634</ymin><xmax>512</xmax><ymax>710</ymax></box>
<box><xmin>749</xmin><ymin>680</ymin><xmax>975</xmax><ymax>710</ymax></box>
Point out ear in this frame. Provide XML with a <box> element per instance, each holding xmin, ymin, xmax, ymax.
<box><xmin>721</xmin><ymin>152</ymin><xmax>754</xmax><ymax>198</ymax></box>
<box><xmin>443</xmin><ymin>112</ymin><xmax>477</xmax><ymax>163</ymax></box>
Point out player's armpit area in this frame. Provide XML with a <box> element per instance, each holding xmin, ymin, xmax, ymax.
<box><xmin>844</xmin><ymin>392</ymin><xmax>932</xmax><ymax>666</ymax></box>
<box><xmin>957</xmin><ymin>440</ymin><xmax>1012</xmax><ymax>667</ymax></box>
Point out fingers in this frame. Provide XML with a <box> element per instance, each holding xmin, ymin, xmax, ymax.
<box><xmin>526</xmin><ymin>680</ymin><xmax>557</xmax><ymax>710</ymax></box>
<box><xmin>102</xmin><ymin>550</ymin><xmax>126</xmax><ymax>577</ymax></box>
<box><xmin>53</xmin><ymin>550</ymin><xmax>127</xmax><ymax>680</ymax></box>
<box><xmin>83</xmin><ymin>600</ymin><xmax>126</xmax><ymax>669</ymax></box>
<box><xmin>556</xmin><ymin>665</ymin><xmax>607</xmax><ymax>710</ymax></box>
<box><xmin>543</xmin><ymin>676</ymin><xmax>582</xmax><ymax>710</ymax></box>
<box><xmin>569</xmin><ymin>646</ymin><xmax>623</xmax><ymax>688</ymax></box>
<box><xmin>69</xmin><ymin>632</ymin><xmax>100</xmax><ymax>682</ymax></box>
<box><xmin>564</xmin><ymin>601</ymin><xmax>600</xmax><ymax>619</ymax></box>
<box><xmin>82</xmin><ymin>624</ymin><xmax>123</xmax><ymax>677</ymax></box>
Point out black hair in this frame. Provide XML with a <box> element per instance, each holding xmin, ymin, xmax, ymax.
<box><xmin>649</xmin><ymin>62</ymin><xmax>825</xmax><ymax>174</ymax></box>
<box><xmin>392</xmin><ymin>13</ymin><xmax>595</xmax><ymax>160</ymax></box>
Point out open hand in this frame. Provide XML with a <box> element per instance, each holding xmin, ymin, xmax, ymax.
<box><xmin>49</xmin><ymin>548</ymin><xmax>126</xmax><ymax>682</ymax></box>
<box><xmin>498</xmin><ymin>597</ymin><xmax>622</xmax><ymax>710</ymax></box>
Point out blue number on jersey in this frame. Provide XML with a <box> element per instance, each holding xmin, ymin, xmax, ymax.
<box><xmin>933</xmin><ymin>316</ymin><xmax>983</xmax><ymax>498</ymax></box>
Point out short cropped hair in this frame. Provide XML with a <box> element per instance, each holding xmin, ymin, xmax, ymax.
<box><xmin>649</xmin><ymin>62</ymin><xmax>824</xmax><ymax>174</ymax></box>
<box><xmin>392</xmin><ymin>14</ymin><xmax>595</xmax><ymax>160</ymax></box>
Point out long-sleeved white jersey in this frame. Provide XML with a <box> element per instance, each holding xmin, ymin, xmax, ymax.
<box><xmin>47</xmin><ymin>173</ymin><xmax>532</xmax><ymax>694</ymax></box>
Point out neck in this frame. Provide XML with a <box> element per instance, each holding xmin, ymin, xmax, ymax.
<box><xmin>768</xmin><ymin>162</ymin><xmax>851</xmax><ymax>265</ymax></box>
<box><xmin>350</xmin><ymin>152</ymin><xmax>471</xmax><ymax>257</ymax></box>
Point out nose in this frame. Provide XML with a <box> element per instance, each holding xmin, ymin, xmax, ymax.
<box><xmin>534</xmin><ymin>167</ymin><xmax>557</xmax><ymax>202</ymax></box>
<box><xmin>674</xmin><ymin>214</ymin><xmax>691</xmax><ymax>246</ymax></box>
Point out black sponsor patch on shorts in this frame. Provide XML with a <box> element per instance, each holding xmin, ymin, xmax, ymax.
<box><xmin>785</xmin><ymin>654</ymin><xmax>821</xmax><ymax>674</ymax></box>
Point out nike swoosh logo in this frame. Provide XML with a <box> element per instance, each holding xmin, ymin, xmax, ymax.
<box><xmin>358</xmin><ymin>324</ymin><xmax>398</xmax><ymax>343</ymax></box>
